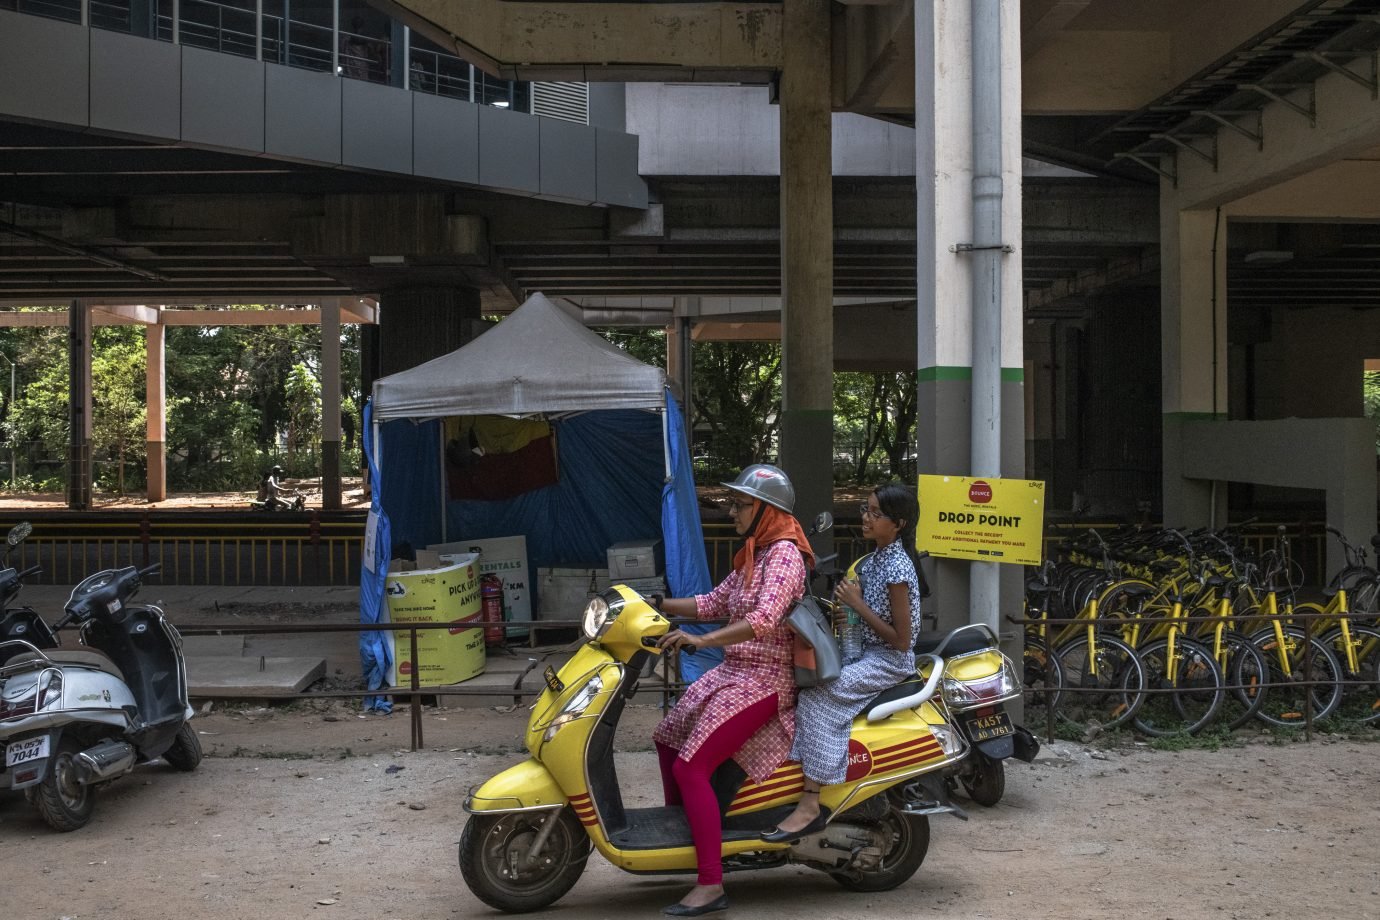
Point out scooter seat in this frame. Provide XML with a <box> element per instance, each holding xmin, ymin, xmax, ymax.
<box><xmin>864</xmin><ymin>677</ymin><xmax>926</xmax><ymax>720</ymax></box>
<box><xmin>913</xmin><ymin>628</ymin><xmax>994</xmax><ymax>657</ymax></box>
<box><xmin>42</xmin><ymin>649</ymin><xmax>126</xmax><ymax>682</ymax></box>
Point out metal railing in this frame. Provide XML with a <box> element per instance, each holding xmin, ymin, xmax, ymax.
<box><xmin>1</xmin><ymin>518</ymin><xmax>362</xmax><ymax>586</ymax></box>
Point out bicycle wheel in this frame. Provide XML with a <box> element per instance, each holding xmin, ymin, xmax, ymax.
<box><xmin>1220</xmin><ymin>632</ymin><xmax>1268</xmax><ymax>730</ymax></box>
<box><xmin>1249</xmin><ymin>627</ymin><xmax>1345</xmax><ymax>727</ymax></box>
<box><xmin>1023</xmin><ymin>641</ymin><xmax>1063</xmax><ymax>716</ymax></box>
<box><xmin>1329</xmin><ymin>624</ymin><xmax>1380</xmax><ymax>726</ymax></box>
<box><xmin>1133</xmin><ymin>637</ymin><xmax>1225</xmax><ymax>737</ymax></box>
<box><xmin>1053</xmin><ymin>634</ymin><xmax>1145</xmax><ymax>731</ymax></box>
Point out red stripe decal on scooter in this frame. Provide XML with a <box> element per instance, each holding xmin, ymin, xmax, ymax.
<box><xmin>726</xmin><ymin>783</ymin><xmax>806</xmax><ymax>812</ymax></box>
<box><xmin>871</xmin><ymin>742</ymin><xmax>942</xmax><ymax>769</ymax></box>
<box><xmin>870</xmin><ymin>749</ymin><xmax>944</xmax><ymax>774</ymax></box>
<box><xmin>733</xmin><ymin>773</ymin><xmax>806</xmax><ymax>799</ymax></box>
<box><xmin>871</xmin><ymin>738</ymin><xmax>931</xmax><ymax>758</ymax></box>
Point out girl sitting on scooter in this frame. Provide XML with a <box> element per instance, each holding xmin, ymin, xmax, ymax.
<box><xmin>761</xmin><ymin>481</ymin><xmax>923</xmax><ymax>843</ymax></box>
<box><xmin>653</xmin><ymin>464</ymin><xmax>814</xmax><ymax>917</ymax></box>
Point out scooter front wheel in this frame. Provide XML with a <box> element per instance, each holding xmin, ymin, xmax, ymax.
<box><xmin>35</xmin><ymin>737</ymin><xmax>96</xmax><ymax>832</ymax></box>
<box><xmin>459</xmin><ymin>807</ymin><xmax>590</xmax><ymax>913</ymax></box>
<box><xmin>829</xmin><ymin>807</ymin><xmax>929</xmax><ymax>892</ymax></box>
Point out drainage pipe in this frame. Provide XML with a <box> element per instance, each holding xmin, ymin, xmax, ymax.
<box><xmin>969</xmin><ymin>0</ymin><xmax>1004</xmax><ymax>633</ymax></box>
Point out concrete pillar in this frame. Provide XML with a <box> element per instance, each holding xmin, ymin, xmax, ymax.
<box><xmin>67</xmin><ymin>300</ymin><xmax>92</xmax><ymax>509</ymax></box>
<box><xmin>915</xmin><ymin>0</ymin><xmax>1025</xmax><ymax>630</ymax></box>
<box><xmin>378</xmin><ymin>287</ymin><xmax>482</xmax><ymax>376</ymax></box>
<box><xmin>145</xmin><ymin>318</ymin><xmax>166</xmax><ymax>503</ymax></box>
<box><xmin>777</xmin><ymin>0</ymin><xmax>834</xmax><ymax>548</ymax></box>
<box><xmin>1161</xmin><ymin>207</ymin><xmax>1228</xmax><ymax>528</ymax></box>
<box><xmin>321</xmin><ymin>298</ymin><xmax>342</xmax><ymax>510</ymax></box>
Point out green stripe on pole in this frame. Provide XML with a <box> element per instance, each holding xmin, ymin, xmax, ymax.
<box><xmin>917</xmin><ymin>366</ymin><xmax>1025</xmax><ymax>383</ymax></box>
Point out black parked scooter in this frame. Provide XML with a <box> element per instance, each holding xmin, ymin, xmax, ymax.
<box><xmin>0</xmin><ymin>522</ymin><xmax>54</xmax><ymax>667</ymax></box>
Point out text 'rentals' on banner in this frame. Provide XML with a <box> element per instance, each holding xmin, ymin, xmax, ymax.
<box><xmin>916</xmin><ymin>474</ymin><xmax>1046</xmax><ymax>566</ymax></box>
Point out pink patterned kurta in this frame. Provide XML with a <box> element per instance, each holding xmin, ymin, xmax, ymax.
<box><xmin>652</xmin><ymin>540</ymin><xmax>807</xmax><ymax>784</ymax></box>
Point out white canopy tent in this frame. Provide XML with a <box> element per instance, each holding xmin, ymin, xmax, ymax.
<box><xmin>370</xmin><ymin>292</ymin><xmax>667</xmax><ymax>421</ymax></box>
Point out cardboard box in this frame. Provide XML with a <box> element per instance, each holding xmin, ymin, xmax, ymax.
<box><xmin>385</xmin><ymin>554</ymin><xmax>485</xmax><ymax>687</ymax></box>
<box><xmin>430</xmin><ymin>536</ymin><xmax>531</xmax><ymax>636</ymax></box>
<box><xmin>537</xmin><ymin>567</ymin><xmax>611</xmax><ymax>620</ymax></box>
<box><xmin>606</xmin><ymin>539</ymin><xmax>664</xmax><ymax>580</ymax></box>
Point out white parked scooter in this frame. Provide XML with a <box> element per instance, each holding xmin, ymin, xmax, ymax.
<box><xmin>0</xmin><ymin>563</ymin><xmax>201</xmax><ymax>831</ymax></box>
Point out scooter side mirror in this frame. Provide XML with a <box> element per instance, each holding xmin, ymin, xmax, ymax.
<box><xmin>7</xmin><ymin>521</ymin><xmax>32</xmax><ymax>547</ymax></box>
<box><xmin>810</xmin><ymin>511</ymin><xmax>833</xmax><ymax>535</ymax></box>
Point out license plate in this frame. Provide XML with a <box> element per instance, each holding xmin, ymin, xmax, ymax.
<box><xmin>965</xmin><ymin>710</ymin><xmax>1014</xmax><ymax>743</ymax></box>
<box><xmin>5</xmin><ymin>735</ymin><xmax>49</xmax><ymax>768</ymax></box>
<box><xmin>543</xmin><ymin>666</ymin><xmax>565</xmax><ymax>694</ymax></box>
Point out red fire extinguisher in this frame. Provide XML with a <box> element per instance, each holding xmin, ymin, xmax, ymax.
<box><xmin>480</xmin><ymin>574</ymin><xmax>505</xmax><ymax>646</ymax></box>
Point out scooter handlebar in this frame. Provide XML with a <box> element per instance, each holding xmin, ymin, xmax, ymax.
<box><xmin>17</xmin><ymin>564</ymin><xmax>41</xmax><ymax>580</ymax></box>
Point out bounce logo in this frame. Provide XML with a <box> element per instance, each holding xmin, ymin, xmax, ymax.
<box><xmin>968</xmin><ymin>480</ymin><xmax>993</xmax><ymax>504</ymax></box>
<box><xmin>845</xmin><ymin>739</ymin><xmax>872</xmax><ymax>781</ymax></box>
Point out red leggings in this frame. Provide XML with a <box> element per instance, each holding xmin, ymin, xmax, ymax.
<box><xmin>655</xmin><ymin>694</ymin><xmax>779</xmax><ymax>886</ymax></box>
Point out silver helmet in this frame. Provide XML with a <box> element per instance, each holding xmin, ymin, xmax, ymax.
<box><xmin>722</xmin><ymin>463</ymin><xmax>795</xmax><ymax>514</ymax></box>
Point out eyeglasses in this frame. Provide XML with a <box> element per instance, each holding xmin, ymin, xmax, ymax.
<box><xmin>728</xmin><ymin>500</ymin><xmax>755</xmax><ymax>514</ymax></box>
<box><xmin>859</xmin><ymin>504</ymin><xmax>891</xmax><ymax>521</ymax></box>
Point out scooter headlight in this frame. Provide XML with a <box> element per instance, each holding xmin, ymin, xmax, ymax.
<box><xmin>941</xmin><ymin>659</ymin><xmax>1020</xmax><ymax>709</ymax></box>
<box><xmin>581</xmin><ymin>590</ymin><xmax>628</xmax><ymax>639</ymax></box>
<box><xmin>582</xmin><ymin>597</ymin><xmax>611</xmax><ymax>638</ymax></box>
<box><xmin>543</xmin><ymin>674</ymin><xmax>605</xmax><ymax>741</ymax></box>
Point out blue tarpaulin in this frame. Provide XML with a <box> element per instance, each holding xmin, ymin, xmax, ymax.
<box><xmin>358</xmin><ymin>401</ymin><xmax>393</xmax><ymax>712</ymax></box>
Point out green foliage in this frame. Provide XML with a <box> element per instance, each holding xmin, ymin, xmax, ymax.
<box><xmin>1364</xmin><ymin>371</ymin><xmax>1380</xmax><ymax>454</ymax></box>
<box><xmin>0</xmin><ymin>306</ymin><xmax>364</xmax><ymax>494</ymax></box>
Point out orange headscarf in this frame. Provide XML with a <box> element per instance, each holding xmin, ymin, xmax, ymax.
<box><xmin>733</xmin><ymin>499</ymin><xmax>816</xmax><ymax>586</ymax></box>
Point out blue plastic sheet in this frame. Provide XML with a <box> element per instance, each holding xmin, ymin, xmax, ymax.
<box><xmin>359</xmin><ymin>401</ymin><xmax>393</xmax><ymax>713</ymax></box>
<box><xmin>662</xmin><ymin>391</ymin><xmax>720</xmax><ymax>681</ymax></box>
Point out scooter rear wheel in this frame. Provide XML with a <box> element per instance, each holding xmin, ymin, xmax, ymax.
<box><xmin>961</xmin><ymin>753</ymin><xmax>1005</xmax><ymax>807</ymax></box>
<box><xmin>829</xmin><ymin>808</ymin><xmax>929</xmax><ymax>892</ymax></box>
<box><xmin>35</xmin><ymin>737</ymin><xmax>96</xmax><ymax>832</ymax></box>
<box><xmin>459</xmin><ymin>807</ymin><xmax>590</xmax><ymax>912</ymax></box>
<box><xmin>163</xmin><ymin>723</ymin><xmax>202</xmax><ymax>771</ymax></box>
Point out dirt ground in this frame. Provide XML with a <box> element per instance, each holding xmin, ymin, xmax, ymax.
<box><xmin>2</xmin><ymin>699</ymin><xmax>1377</xmax><ymax>920</ymax></box>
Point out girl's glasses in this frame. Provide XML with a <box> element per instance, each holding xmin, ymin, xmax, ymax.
<box><xmin>859</xmin><ymin>504</ymin><xmax>891</xmax><ymax>521</ymax></box>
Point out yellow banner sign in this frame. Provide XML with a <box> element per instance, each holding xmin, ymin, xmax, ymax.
<box><xmin>916</xmin><ymin>474</ymin><xmax>1046</xmax><ymax>566</ymax></box>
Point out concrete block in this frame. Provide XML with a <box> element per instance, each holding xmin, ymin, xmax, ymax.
<box><xmin>0</xmin><ymin>10</ymin><xmax>88</xmax><ymax>127</ymax></box>
<box><xmin>187</xmin><ymin>656</ymin><xmax>326</xmax><ymax>697</ymax></box>
<box><xmin>342</xmin><ymin>79</ymin><xmax>413</xmax><ymax>173</ymax></box>
<box><xmin>90</xmin><ymin>28</ymin><xmax>181</xmax><ymax>140</ymax></box>
<box><xmin>181</xmin><ymin>636</ymin><xmax>245</xmax><ymax>657</ymax></box>
<box><xmin>478</xmin><ymin>105</ymin><xmax>540</xmax><ymax>193</ymax></box>
<box><xmin>181</xmin><ymin>45</ymin><xmax>265</xmax><ymax>153</ymax></box>
<box><xmin>413</xmin><ymin>92</ymin><xmax>479</xmax><ymax>184</ymax></box>
<box><xmin>265</xmin><ymin>63</ymin><xmax>341</xmax><ymax>165</ymax></box>
<box><xmin>539</xmin><ymin>117</ymin><xmax>596</xmax><ymax>202</ymax></box>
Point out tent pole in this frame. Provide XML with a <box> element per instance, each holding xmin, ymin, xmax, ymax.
<box><xmin>439</xmin><ymin>423</ymin><xmax>448</xmax><ymax>543</ymax></box>
<box><xmin>661</xmin><ymin>403</ymin><xmax>672</xmax><ymax>482</ymax></box>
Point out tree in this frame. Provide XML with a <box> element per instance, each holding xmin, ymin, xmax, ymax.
<box><xmin>691</xmin><ymin>341</ymin><xmax>781</xmax><ymax>470</ymax></box>
<box><xmin>90</xmin><ymin>327</ymin><xmax>147</xmax><ymax>494</ymax></box>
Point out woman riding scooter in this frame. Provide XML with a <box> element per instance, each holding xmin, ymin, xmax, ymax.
<box><xmin>653</xmin><ymin>463</ymin><xmax>813</xmax><ymax>917</ymax></box>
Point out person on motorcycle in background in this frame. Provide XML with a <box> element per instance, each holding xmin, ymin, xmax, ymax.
<box><xmin>262</xmin><ymin>465</ymin><xmax>301</xmax><ymax>511</ymax></box>
<box><xmin>761</xmin><ymin>481</ymin><xmax>923</xmax><ymax>843</ymax></box>
<box><xmin>652</xmin><ymin>463</ymin><xmax>814</xmax><ymax>917</ymax></box>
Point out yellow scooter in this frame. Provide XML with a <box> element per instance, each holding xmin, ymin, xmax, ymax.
<box><xmin>459</xmin><ymin>582</ymin><xmax>971</xmax><ymax>912</ymax></box>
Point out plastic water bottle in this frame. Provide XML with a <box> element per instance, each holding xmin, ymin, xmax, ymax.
<box><xmin>839</xmin><ymin>605</ymin><xmax>863</xmax><ymax>664</ymax></box>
